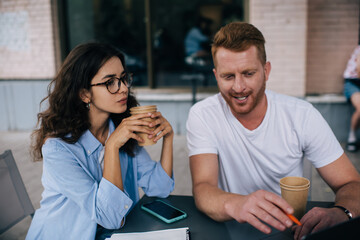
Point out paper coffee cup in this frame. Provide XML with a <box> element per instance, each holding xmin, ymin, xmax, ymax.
<box><xmin>130</xmin><ymin>105</ymin><xmax>157</xmax><ymax>146</ymax></box>
<box><xmin>280</xmin><ymin>176</ymin><xmax>310</xmax><ymax>219</ymax></box>
<box><xmin>280</xmin><ymin>176</ymin><xmax>310</xmax><ymax>189</ymax></box>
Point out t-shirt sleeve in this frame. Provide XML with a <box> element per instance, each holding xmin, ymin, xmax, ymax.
<box><xmin>302</xmin><ymin>106</ymin><xmax>344</xmax><ymax>168</ymax></box>
<box><xmin>186</xmin><ymin>106</ymin><xmax>218</xmax><ymax>157</ymax></box>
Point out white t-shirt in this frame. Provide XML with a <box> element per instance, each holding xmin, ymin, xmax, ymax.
<box><xmin>343</xmin><ymin>45</ymin><xmax>360</xmax><ymax>79</ymax></box>
<box><xmin>186</xmin><ymin>90</ymin><xmax>344</xmax><ymax>195</ymax></box>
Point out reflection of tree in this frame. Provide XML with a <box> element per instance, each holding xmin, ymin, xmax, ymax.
<box><xmin>93</xmin><ymin>0</ymin><xmax>146</xmax><ymax>56</ymax></box>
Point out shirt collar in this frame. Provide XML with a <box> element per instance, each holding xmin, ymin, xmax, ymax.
<box><xmin>78</xmin><ymin>119</ymin><xmax>115</xmax><ymax>156</ymax></box>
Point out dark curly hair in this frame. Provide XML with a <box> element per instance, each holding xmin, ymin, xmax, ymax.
<box><xmin>31</xmin><ymin>42</ymin><xmax>139</xmax><ymax>161</ymax></box>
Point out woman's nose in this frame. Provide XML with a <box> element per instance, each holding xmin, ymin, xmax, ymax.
<box><xmin>118</xmin><ymin>81</ymin><xmax>128</xmax><ymax>94</ymax></box>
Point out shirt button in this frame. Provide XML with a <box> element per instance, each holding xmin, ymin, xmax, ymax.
<box><xmin>87</xmin><ymin>150</ymin><xmax>91</xmax><ymax>154</ymax></box>
<box><xmin>124</xmin><ymin>205</ymin><xmax>129</xmax><ymax>209</ymax></box>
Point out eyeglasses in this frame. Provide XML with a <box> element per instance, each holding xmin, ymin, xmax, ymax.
<box><xmin>90</xmin><ymin>72</ymin><xmax>133</xmax><ymax>94</ymax></box>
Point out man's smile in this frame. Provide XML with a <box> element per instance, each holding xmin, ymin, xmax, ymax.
<box><xmin>235</xmin><ymin>96</ymin><xmax>248</xmax><ymax>101</ymax></box>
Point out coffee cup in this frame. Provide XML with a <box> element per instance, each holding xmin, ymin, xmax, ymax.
<box><xmin>280</xmin><ymin>176</ymin><xmax>310</xmax><ymax>219</ymax></box>
<box><xmin>130</xmin><ymin>105</ymin><xmax>157</xmax><ymax>146</ymax></box>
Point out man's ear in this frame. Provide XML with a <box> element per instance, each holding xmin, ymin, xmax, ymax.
<box><xmin>213</xmin><ymin>68</ymin><xmax>218</xmax><ymax>81</ymax></box>
<box><xmin>79</xmin><ymin>88</ymin><xmax>91</xmax><ymax>104</ymax></box>
<box><xmin>264</xmin><ymin>61</ymin><xmax>271</xmax><ymax>82</ymax></box>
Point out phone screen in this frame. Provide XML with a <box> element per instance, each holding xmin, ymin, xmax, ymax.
<box><xmin>142</xmin><ymin>200</ymin><xmax>186</xmax><ymax>221</ymax></box>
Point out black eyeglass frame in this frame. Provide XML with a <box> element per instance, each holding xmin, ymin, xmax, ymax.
<box><xmin>90</xmin><ymin>72</ymin><xmax>133</xmax><ymax>94</ymax></box>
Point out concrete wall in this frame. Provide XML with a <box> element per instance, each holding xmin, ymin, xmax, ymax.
<box><xmin>0</xmin><ymin>80</ymin><xmax>353</xmax><ymax>143</ymax></box>
<box><xmin>0</xmin><ymin>81</ymin><xmax>49</xmax><ymax>130</ymax></box>
<box><xmin>307</xmin><ymin>96</ymin><xmax>353</xmax><ymax>143</ymax></box>
<box><xmin>0</xmin><ymin>80</ymin><xmax>199</xmax><ymax>135</ymax></box>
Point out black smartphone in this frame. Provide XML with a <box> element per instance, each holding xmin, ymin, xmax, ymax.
<box><xmin>141</xmin><ymin>200</ymin><xmax>187</xmax><ymax>223</ymax></box>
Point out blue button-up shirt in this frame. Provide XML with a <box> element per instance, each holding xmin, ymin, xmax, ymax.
<box><xmin>26</xmin><ymin>120</ymin><xmax>174</xmax><ymax>240</ymax></box>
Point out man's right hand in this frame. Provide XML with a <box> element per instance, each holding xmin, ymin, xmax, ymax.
<box><xmin>224</xmin><ymin>190</ymin><xmax>294</xmax><ymax>234</ymax></box>
<box><xmin>190</xmin><ymin>154</ymin><xmax>294</xmax><ymax>234</ymax></box>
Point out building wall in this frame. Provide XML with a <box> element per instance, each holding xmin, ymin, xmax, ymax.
<box><xmin>249</xmin><ymin>0</ymin><xmax>359</xmax><ymax>96</ymax></box>
<box><xmin>306</xmin><ymin>0</ymin><xmax>359</xmax><ymax>94</ymax></box>
<box><xmin>0</xmin><ymin>0</ymin><xmax>56</xmax><ymax>79</ymax></box>
<box><xmin>0</xmin><ymin>0</ymin><xmax>357</xmax><ymax>136</ymax></box>
<box><xmin>249</xmin><ymin>0</ymin><xmax>308</xmax><ymax>97</ymax></box>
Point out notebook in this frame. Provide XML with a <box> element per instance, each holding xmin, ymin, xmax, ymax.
<box><xmin>105</xmin><ymin>227</ymin><xmax>190</xmax><ymax>240</ymax></box>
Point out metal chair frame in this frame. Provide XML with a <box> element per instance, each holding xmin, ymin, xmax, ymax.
<box><xmin>0</xmin><ymin>149</ymin><xmax>34</xmax><ymax>234</ymax></box>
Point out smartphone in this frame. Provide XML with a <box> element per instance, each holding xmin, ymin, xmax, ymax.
<box><xmin>141</xmin><ymin>199</ymin><xmax>187</xmax><ymax>223</ymax></box>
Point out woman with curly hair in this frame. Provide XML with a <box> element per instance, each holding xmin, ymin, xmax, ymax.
<box><xmin>26</xmin><ymin>42</ymin><xmax>174</xmax><ymax>240</ymax></box>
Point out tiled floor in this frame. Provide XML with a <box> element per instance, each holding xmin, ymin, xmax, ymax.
<box><xmin>0</xmin><ymin>131</ymin><xmax>359</xmax><ymax>240</ymax></box>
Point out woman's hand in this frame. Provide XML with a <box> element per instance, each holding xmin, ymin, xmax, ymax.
<box><xmin>148</xmin><ymin>111</ymin><xmax>174</xmax><ymax>142</ymax></box>
<box><xmin>148</xmin><ymin>111</ymin><xmax>173</xmax><ymax>177</ymax></box>
<box><xmin>103</xmin><ymin>113</ymin><xmax>154</xmax><ymax>191</ymax></box>
<box><xmin>106</xmin><ymin>112</ymin><xmax>154</xmax><ymax>149</ymax></box>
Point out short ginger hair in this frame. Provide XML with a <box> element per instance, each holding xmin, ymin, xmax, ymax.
<box><xmin>211</xmin><ymin>22</ymin><xmax>267</xmax><ymax>66</ymax></box>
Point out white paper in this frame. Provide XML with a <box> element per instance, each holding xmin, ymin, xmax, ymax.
<box><xmin>106</xmin><ymin>227</ymin><xmax>189</xmax><ymax>240</ymax></box>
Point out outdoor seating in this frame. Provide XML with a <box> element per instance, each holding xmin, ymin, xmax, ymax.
<box><xmin>182</xmin><ymin>57</ymin><xmax>213</xmax><ymax>104</ymax></box>
<box><xmin>0</xmin><ymin>150</ymin><xmax>34</xmax><ymax>234</ymax></box>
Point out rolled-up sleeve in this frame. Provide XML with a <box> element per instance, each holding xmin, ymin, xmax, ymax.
<box><xmin>42</xmin><ymin>140</ymin><xmax>132</xmax><ymax>229</ymax></box>
<box><xmin>135</xmin><ymin>147</ymin><xmax>174</xmax><ymax>198</ymax></box>
<box><xmin>96</xmin><ymin>178</ymin><xmax>133</xmax><ymax>228</ymax></box>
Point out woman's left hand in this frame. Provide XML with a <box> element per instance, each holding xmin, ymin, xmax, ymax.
<box><xmin>148</xmin><ymin>112</ymin><xmax>174</xmax><ymax>142</ymax></box>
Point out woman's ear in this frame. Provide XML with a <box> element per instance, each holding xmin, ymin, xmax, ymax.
<box><xmin>79</xmin><ymin>88</ymin><xmax>91</xmax><ymax>104</ymax></box>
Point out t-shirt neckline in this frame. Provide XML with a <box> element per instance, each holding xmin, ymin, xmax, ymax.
<box><xmin>218</xmin><ymin>90</ymin><xmax>271</xmax><ymax>134</ymax></box>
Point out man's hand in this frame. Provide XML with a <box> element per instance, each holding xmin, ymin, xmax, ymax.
<box><xmin>190</xmin><ymin>154</ymin><xmax>297</xmax><ymax>234</ymax></box>
<box><xmin>293</xmin><ymin>153</ymin><xmax>360</xmax><ymax>239</ymax></box>
<box><xmin>224</xmin><ymin>190</ymin><xmax>295</xmax><ymax>234</ymax></box>
<box><xmin>293</xmin><ymin>207</ymin><xmax>349</xmax><ymax>240</ymax></box>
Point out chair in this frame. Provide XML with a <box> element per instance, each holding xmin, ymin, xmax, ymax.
<box><xmin>182</xmin><ymin>56</ymin><xmax>213</xmax><ymax>105</ymax></box>
<box><xmin>0</xmin><ymin>150</ymin><xmax>35</xmax><ymax>234</ymax></box>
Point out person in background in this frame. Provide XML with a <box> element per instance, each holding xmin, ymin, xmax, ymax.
<box><xmin>186</xmin><ymin>22</ymin><xmax>360</xmax><ymax>240</ymax></box>
<box><xmin>343</xmin><ymin>45</ymin><xmax>360</xmax><ymax>152</ymax></box>
<box><xmin>27</xmin><ymin>42</ymin><xmax>174</xmax><ymax>240</ymax></box>
<box><xmin>184</xmin><ymin>16</ymin><xmax>213</xmax><ymax>66</ymax></box>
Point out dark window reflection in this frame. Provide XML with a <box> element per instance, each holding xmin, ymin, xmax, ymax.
<box><xmin>93</xmin><ymin>0</ymin><xmax>147</xmax><ymax>86</ymax></box>
<box><xmin>62</xmin><ymin>0</ymin><xmax>244</xmax><ymax>88</ymax></box>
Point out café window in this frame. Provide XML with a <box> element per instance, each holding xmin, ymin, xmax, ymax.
<box><xmin>57</xmin><ymin>0</ymin><xmax>245</xmax><ymax>88</ymax></box>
